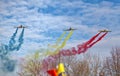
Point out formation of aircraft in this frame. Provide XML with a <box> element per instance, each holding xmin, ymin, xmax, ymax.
<box><xmin>14</xmin><ymin>25</ymin><xmax>111</xmax><ymax>33</ymax></box>
<box><xmin>99</xmin><ymin>29</ymin><xmax>111</xmax><ymax>32</ymax></box>
<box><xmin>63</xmin><ymin>27</ymin><xmax>77</xmax><ymax>31</ymax></box>
<box><xmin>14</xmin><ymin>25</ymin><xmax>27</xmax><ymax>28</ymax></box>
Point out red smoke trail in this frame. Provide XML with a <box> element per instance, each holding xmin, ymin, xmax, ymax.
<box><xmin>77</xmin><ymin>32</ymin><xmax>107</xmax><ymax>54</ymax></box>
<box><xmin>42</xmin><ymin>32</ymin><xmax>108</xmax><ymax>71</ymax></box>
<box><xmin>62</xmin><ymin>32</ymin><xmax>108</xmax><ymax>55</ymax></box>
<box><xmin>88</xmin><ymin>32</ymin><xmax>108</xmax><ymax>47</ymax></box>
<box><xmin>86</xmin><ymin>32</ymin><xmax>101</xmax><ymax>44</ymax></box>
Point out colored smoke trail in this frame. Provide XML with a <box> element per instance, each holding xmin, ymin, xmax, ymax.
<box><xmin>48</xmin><ymin>30</ymin><xmax>73</xmax><ymax>55</ymax></box>
<box><xmin>53</xmin><ymin>30</ymin><xmax>73</xmax><ymax>55</ymax></box>
<box><xmin>60</xmin><ymin>32</ymin><xmax>108</xmax><ymax>56</ymax></box>
<box><xmin>8</xmin><ymin>28</ymin><xmax>24</xmax><ymax>51</ymax></box>
<box><xmin>44</xmin><ymin>32</ymin><xmax>67</xmax><ymax>56</ymax></box>
<box><xmin>33</xmin><ymin>51</ymin><xmax>40</xmax><ymax>59</ymax></box>
<box><xmin>42</xmin><ymin>31</ymin><xmax>73</xmax><ymax>70</ymax></box>
<box><xmin>1</xmin><ymin>56</ymin><xmax>16</xmax><ymax>72</ymax></box>
<box><xmin>9</xmin><ymin>28</ymin><xmax>18</xmax><ymax>51</ymax></box>
<box><xmin>86</xmin><ymin>32</ymin><xmax>101</xmax><ymax>44</ymax></box>
<box><xmin>55</xmin><ymin>32</ymin><xmax>67</xmax><ymax>47</ymax></box>
<box><xmin>17</xmin><ymin>28</ymin><xmax>24</xmax><ymax>50</ymax></box>
<box><xmin>42</xmin><ymin>32</ymin><xmax>108</xmax><ymax>70</ymax></box>
<box><xmin>44</xmin><ymin>31</ymin><xmax>73</xmax><ymax>56</ymax></box>
<box><xmin>88</xmin><ymin>32</ymin><xmax>108</xmax><ymax>47</ymax></box>
<box><xmin>50</xmin><ymin>31</ymin><xmax>66</xmax><ymax>48</ymax></box>
<box><xmin>0</xmin><ymin>28</ymin><xmax>24</xmax><ymax>72</ymax></box>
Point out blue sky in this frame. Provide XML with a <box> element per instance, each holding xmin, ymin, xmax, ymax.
<box><xmin>0</xmin><ymin>0</ymin><xmax>120</xmax><ymax>59</ymax></box>
<box><xmin>0</xmin><ymin>0</ymin><xmax>120</xmax><ymax>75</ymax></box>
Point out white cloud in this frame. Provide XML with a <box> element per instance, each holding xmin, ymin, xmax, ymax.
<box><xmin>0</xmin><ymin>0</ymin><xmax>120</xmax><ymax>76</ymax></box>
<box><xmin>0</xmin><ymin>0</ymin><xmax>119</xmax><ymax>53</ymax></box>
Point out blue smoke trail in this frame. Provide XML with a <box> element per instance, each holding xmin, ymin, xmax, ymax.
<box><xmin>11</xmin><ymin>28</ymin><xmax>24</xmax><ymax>51</ymax></box>
<box><xmin>17</xmin><ymin>28</ymin><xmax>24</xmax><ymax>50</ymax></box>
<box><xmin>0</xmin><ymin>44</ymin><xmax>9</xmax><ymax>57</ymax></box>
<box><xmin>1</xmin><ymin>56</ymin><xmax>16</xmax><ymax>72</ymax></box>
<box><xmin>9</xmin><ymin>28</ymin><xmax>18</xmax><ymax>51</ymax></box>
<box><xmin>0</xmin><ymin>45</ymin><xmax>16</xmax><ymax>72</ymax></box>
<box><xmin>0</xmin><ymin>28</ymin><xmax>24</xmax><ymax>72</ymax></box>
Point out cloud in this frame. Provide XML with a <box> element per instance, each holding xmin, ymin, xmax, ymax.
<box><xmin>0</xmin><ymin>0</ymin><xmax>120</xmax><ymax>76</ymax></box>
<box><xmin>0</xmin><ymin>0</ymin><xmax>119</xmax><ymax>58</ymax></box>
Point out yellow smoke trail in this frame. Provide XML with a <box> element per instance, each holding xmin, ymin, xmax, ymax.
<box><xmin>33</xmin><ymin>51</ymin><xmax>40</xmax><ymax>59</ymax></box>
<box><xmin>49</xmin><ymin>31</ymin><xmax>66</xmax><ymax>48</ymax></box>
<box><xmin>53</xmin><ymin>30</ymin><xmax>73</xmax><ymax>55</ymax></box>
<box><xmin>33</xmin><ymin>31</ymin><xmax>73</xmax><ymax>57</ymax></box>
<box><xmin>44</xmin><ymin>32</ymin><xmax>66</xmax><ymax>56</ymax></box>
<box><xmin>45</xmin><ymin>30</ymin><xmax>73</xmax><ymax>56</ymax></box>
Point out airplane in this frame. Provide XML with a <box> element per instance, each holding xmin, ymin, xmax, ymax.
<box><xmin>14</xmin><ymin>25</ymin><xmax>27</xmax><ymax>28</ymax></box>
<box><xmin>63</xmin><ymin>27</ymin><xmax>77</xmax><ymax>31</ymax></box>
<box><xmin>99</xmin><ymin>29</ymin><xmax>111</xmax><ymax>32</ymax></box>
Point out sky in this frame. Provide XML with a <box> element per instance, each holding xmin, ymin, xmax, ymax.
<box><xmin>0</xmin><ymin>0</ymin><xmax>120</xmax><ymax>60</ymax></box>
<box><xmin>0</xmin><ymin>0</ymin><xmax>120</xmax><ymax>76</ymax></box>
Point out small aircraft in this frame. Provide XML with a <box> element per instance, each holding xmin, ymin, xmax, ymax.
<box><xmin>99</xmin><ymin>29</ymin><xmax>111</xmax><ymax>32</ymax></box>
<box><xmin>14</xmin><ymin>25</ymin><xmax>27</xmax><ymax>28</ymax></box>
<box><xmin>63</xmin><ymin>27</ymin><xmax>77</xmax><ymax>31</ymax></box>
